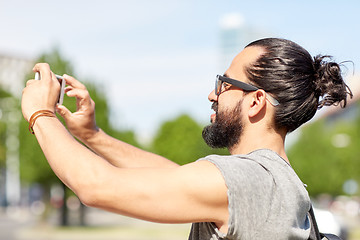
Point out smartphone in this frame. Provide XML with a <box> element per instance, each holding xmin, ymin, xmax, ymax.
<box><xmin>35</xmin><ymin>72</ymin><xmax>66</xmax><ymax>105</ymax></box>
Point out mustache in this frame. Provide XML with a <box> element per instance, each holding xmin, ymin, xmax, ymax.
<box><xmin>211</xmin><ymin>102</ymin><xmax>218</xmax><ymax>113</ymax></box>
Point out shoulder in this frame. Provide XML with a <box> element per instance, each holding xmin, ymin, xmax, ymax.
<box><xmin>198</xmin><ymin>152</ymin><xmax>276</xmax><ymax>181</ymax></box>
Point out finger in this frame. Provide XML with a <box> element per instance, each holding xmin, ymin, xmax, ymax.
<box><xmin>63</xmin><ymin>74</ymin><xmax>86</xmax><ymax>90</ymax></box>
<box><xmin>64</xmin><ymin>86</ymin><xmax>73</xmax><ymax>93</ymax></box>
<box><xmin>66</xmin><ymin>88</ymin><xmax>91</xmax><ymax>101</ymax></box>
<box><xmin>32</xmin><ymin>63</ymin><xmax>53</xmax><ymax>83</ymax></box>
<box><xmin>26</xmin><ymin>80</ymin><xmax>37</xmax><ymax>87</ymax></box>
<box><xmin>56</xmin><ymin>104</ymin><xmax>72</xmax><ymax>120</ymax></box>
<box><xmin>66</xmin><ymin>88</ymin><xmax>93</xmax><ymax>111</ymax></box>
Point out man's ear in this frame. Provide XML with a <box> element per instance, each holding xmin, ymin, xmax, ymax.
<box><xmin>248</xmin><ymin>90</ymin><xmax>267</xmax><ymax>118</ymax></box>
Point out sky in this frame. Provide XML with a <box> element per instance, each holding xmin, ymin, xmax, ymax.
<box><xmin>1</xmin><ymin>0</ymin><xmax>359</xmax><ymax>142</ymax></box>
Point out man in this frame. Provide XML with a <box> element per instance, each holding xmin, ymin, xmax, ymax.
<box><xmin>21</xmin><ymin>38</ymin><xmax>351</xmax><ymax>239</ymax></box>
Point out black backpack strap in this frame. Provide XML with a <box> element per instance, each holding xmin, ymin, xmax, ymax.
<box><xmin>308</xmin><ymin>204</ymin><xmax>343</xmax><ymax>240</ymax></box>
<box><xmin>320</xmin><ymin>233</ymin><xmax>343</xmax><ymax>240</ymax></box>
<box><xmin>308</xmin><ymin>205</ymin><xmax>322</xmax><ymax>240</ymax></box>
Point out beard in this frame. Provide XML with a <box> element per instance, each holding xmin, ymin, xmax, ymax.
<box><xmin>202</xmin><ymin>99</ymin><xmax>244</xmax><ymax>150</ymax></box>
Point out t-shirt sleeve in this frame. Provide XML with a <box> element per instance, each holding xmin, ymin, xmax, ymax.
<box><xmin>200</xmin><ymin>155</ymin><xmax>277</xmax><ymax>239</ymax></box>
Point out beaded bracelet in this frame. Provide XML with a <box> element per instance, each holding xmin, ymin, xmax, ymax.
<box><xmin>28</xmin><ymin>110</ymin><xmax>56</xmax><ymax>134</ymax></box>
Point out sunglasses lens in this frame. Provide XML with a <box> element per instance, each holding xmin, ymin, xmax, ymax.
<box><xmin>215</xmin><ymin>76</ymin><xmax>222</xmax><ymax>95</ymax></box>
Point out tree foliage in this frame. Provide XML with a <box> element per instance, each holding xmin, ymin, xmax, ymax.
<box><xmin>151</xmin><ymin>114</ymin><xmax>228</xmax><ymax>165</ymax></box>
<box><xmin>288</xmin><ymin>105</ymin><xmax>360</xmax><ymax>197</ymax></box>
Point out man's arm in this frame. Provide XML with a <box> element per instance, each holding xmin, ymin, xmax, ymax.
<box><xmin>55</xmin><ymin>74</ymin><xmax>178</xmax><ymax>168</ymax></box>
<box><xmin>21</xmin><ymin>63</ymin><xmax>228</xmax><ymax>228</ymax></box>
<box><xmin>28</xmin><ymin>107</ymin><xmax>228</xmax><ymax>228</ymax></box>
<box><xmin>68</xmin><ymin>127</ymin><xmax>178</xmax><ymax>168</ymax></box>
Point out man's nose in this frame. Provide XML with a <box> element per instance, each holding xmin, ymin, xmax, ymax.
<box><xmin>208</xmin><ymin>89</ymin><xmax>218</xmax><ymax>102</ymax></box>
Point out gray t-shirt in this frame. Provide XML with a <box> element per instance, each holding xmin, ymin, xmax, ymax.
<box><xmin>188</xmin><ymin>149</ymin><xmax>311</xmax><ymax>240</ymax></box>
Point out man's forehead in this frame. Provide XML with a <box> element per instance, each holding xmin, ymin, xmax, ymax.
<box><xmin>225</xmin><ymin>46</ymin><xmax>265</xmax><ymax>79</ymax></box>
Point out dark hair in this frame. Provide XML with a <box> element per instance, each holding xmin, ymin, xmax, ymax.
<box><xmin>245</xmin><ymin>38</ymin><xmax>353</xmax><ymax>132</ymax></box>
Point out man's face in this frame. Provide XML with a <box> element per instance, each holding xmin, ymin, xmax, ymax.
<box><xmin>202</xmin><ymin>46</ymin><xmax>264</xmax><ymax>150</ymax></box>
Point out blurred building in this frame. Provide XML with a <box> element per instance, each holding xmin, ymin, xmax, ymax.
<box><xmin>0</xmin><ymin>53</ymin><xmax>33</xmax><ymax>207</ymax></box>
<box><xmin>0</xmin><ymin>53</ymin><xmax>33</xmax><ymax>97</ymax></box>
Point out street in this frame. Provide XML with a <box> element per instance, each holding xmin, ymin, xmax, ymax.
<box><xmin>0</xmin><ymin>207</ymin><xmax>191</xmax><ymax>240</ymax></box>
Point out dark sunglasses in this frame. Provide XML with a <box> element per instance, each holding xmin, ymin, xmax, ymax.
<box><xmin>215</xmin><ymin>75</ymin><xmax>279</xmax><ymax>106</ymax></box>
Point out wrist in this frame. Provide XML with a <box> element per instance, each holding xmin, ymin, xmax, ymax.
<box><xmin>78</xmin><ymin>126</ymin><xmax>101</xmax><ymax>144</ymax></box>
<box><xmin>28</xmin><ymin>110</ymin><xmax>56</xmax><ymax>134</ymax></box>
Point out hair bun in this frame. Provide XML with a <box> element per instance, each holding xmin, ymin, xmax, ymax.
<box><xmin>313</xmin><ymin>55</ymin><xmax>352</xmax><ymax>108</ymax></box>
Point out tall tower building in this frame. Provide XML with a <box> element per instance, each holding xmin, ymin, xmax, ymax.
<box><xmin>218</xmin><ymin>13</ymin><xmax>269</xmax><ymax>70</ymax></box>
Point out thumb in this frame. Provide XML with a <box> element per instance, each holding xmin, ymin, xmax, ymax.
<box><xmin>56</xmin><ymin>104</ymin><xmax>72</xmax><ymax>120</ymax></box>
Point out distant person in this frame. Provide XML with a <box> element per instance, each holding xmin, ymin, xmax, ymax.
<box><xmin>21</xmin><ymin>38</ymin><xmax>352</xmax><ymax>239</ymax></box>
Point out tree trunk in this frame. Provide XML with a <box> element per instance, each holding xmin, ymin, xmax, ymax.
<box><xmin>60</xmin><ymin>183</ymin><xmax>68</xmax><ymax>226</ymax></box>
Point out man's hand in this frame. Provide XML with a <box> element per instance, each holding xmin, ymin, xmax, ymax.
<box><xmin>55</xmin><ymin>74</ymin><xmax>99</xmax><ymax>142</ymax></box>
<box><xmin>22</xmin><ymin>63</ymin><xmax>61</xmax><ymax>121</ymax></box>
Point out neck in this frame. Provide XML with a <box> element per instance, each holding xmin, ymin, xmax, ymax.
<box><xmin>229</xmin><ymin>127</ymin><xmax>289</xmax><ymax>163</ymax></box>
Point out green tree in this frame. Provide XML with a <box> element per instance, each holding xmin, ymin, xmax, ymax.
<box><xmin>288</xmin><ymin>105</ymin><xmax>360</xmax><ymax>197</ymax></box>
<box><xmin>151</xmin><ymin>114</ymin><xmax>228</xmax><ymax>165</ymax></box>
